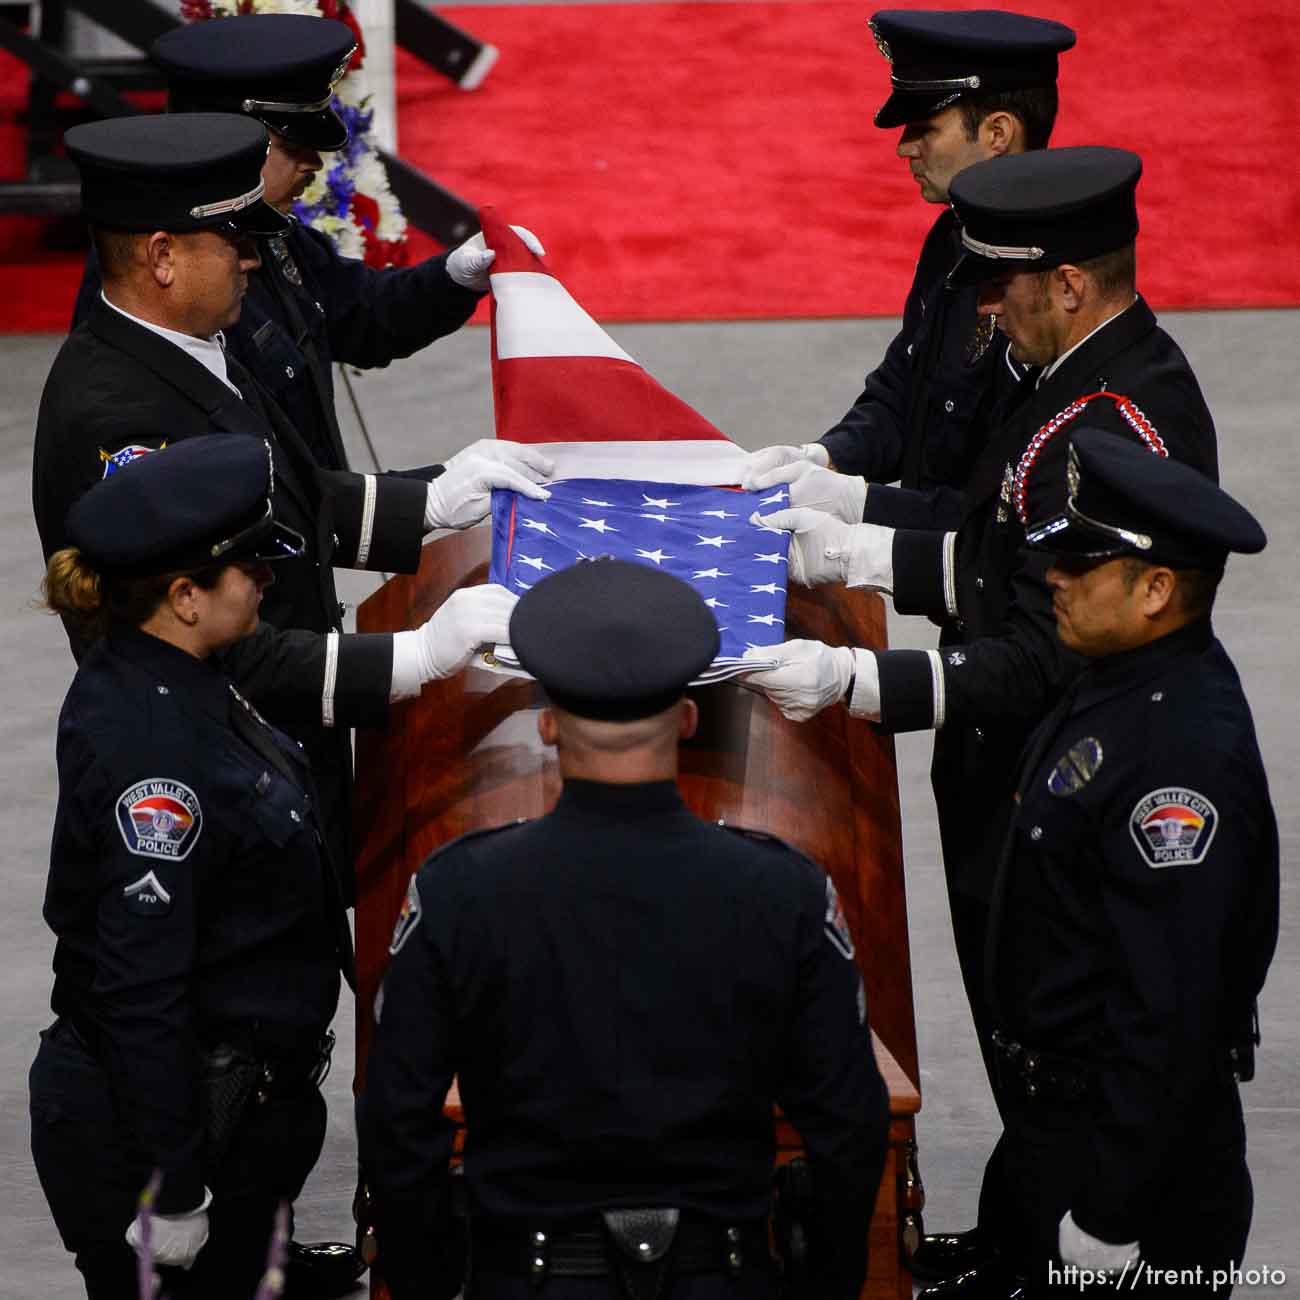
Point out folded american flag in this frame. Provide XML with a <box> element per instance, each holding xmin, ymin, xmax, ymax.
<box><xmin>489</xmin><ymin>477</ymin><xmax>792</xmax><ymax>675</ymax></box>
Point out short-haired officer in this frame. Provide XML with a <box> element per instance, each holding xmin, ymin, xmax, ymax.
<box><xmin>358</xmin><ymin>560</ymin><xmax>891</xmax><ymax>1300</ymax></box>
<box><xmin>741</xmin><ymin>146</ymin><xmax>1220</xmax><ymax>1295</ymax></box>
<box><xmin>31</xmin><ymin>436</ymin><xmax>356</xmax><ymax>1300</ymax></box>
<box><xmin>73</xmin><ymin>12</ymin><xmax>540</xmax><ymax>473</ymax></box>
<box><xmin>744</xmin><ymin>9</ymin><xmax>1075</xmax><ymax>529</ymax></box>
<box><xmin>985</xmin><ymin>429</ymin><xmax>1277</xmax><ymax>1292</ymax></box>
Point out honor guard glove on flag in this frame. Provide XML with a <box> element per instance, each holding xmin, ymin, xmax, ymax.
<box><xmin>444</xmin><ymin>438</ymin><xmax>555</xmax><ymax>479</ymax></box>
<box><xmin>753</xmin><ymin>507</ymin><xmax>894</xmax><ymax>592</ymax></box>
<box><xmin>446</xmin><ymin>225</ymin><xmax>547</xmax><ymax>292</ymax></box>
<box><xmin>125</xmin><ymin>1188</ymin><xmax>212</xmax><ymax>1271</ymax></box>
<box><xmin>742</xmin><ymin>639</ymin><xmax>882</xmax><ymax>722</ymax></box>
<box><xmin>390</xmin><ymin>584</ymin><xmax>518</xmax><ymax>697</ymax></box>
<box><xmin>744</xmin><ymin>459</ymin><xmax>867</xmax><ymax>526</ymax></box>
<box><xmin>1058</xmin><ymin>1211</ymin><xmax>1140</xmax><ymax>1275</ymax></box>
<box><xmin>425</xmin><ymin>454</ymin><xmax>552</xmax><ymax>531</ymax></box>
<box><xmin>740</xmin><ymin>442</ymin><xmax>831</xmax><ymax>480</ymax></box>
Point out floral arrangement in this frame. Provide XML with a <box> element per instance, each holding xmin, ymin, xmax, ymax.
<box><xmin>181</xmin><ymin>0</ymin><xmax>410</xmax><ymax>267</ymax></box>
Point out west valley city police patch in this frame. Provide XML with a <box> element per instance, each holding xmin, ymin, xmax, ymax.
<box><xmin>100</xmin><ymin>442</ymin><xmax>162</xmax><ymax>478</ymax></box>
<box><xmin>115</xmin><ymin>779</ymin><xmax>202</xmax><ymax>861</ymax></box>
<box><xmin>389</xmin><ymin>875</ymin><xmax>422</xmax><ymax>956</ymax></box>
<box><xmin>1129</xmin><ymin>787</ymin><xmax>1219</xmax><ymax>868</ymax></box>
<box><xmin>824</xmin><ymin>876</ymin><xmax>854</xmax><ymax>960</ymax></box>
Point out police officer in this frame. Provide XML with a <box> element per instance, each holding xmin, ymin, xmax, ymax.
<box><xmin>34</xmin><ymin>111</ymin><xmax>540</xmax><ymax>884</ymax></box>
<box><xmin>30</xmin><ymin>436</ymin><xmax>360</xmax><ymax>1299</ymax></box>
<box><xmin>743</xmin><ymin>9</ymin><xmax>1075</xmax><ymax>529</ymax></box>
<box><xmin>71</xmin><ymin>11</ymin><xmax>542</xmax><ymax>471</ymax></box>
<box><xmin>741</xmin><ymin>147</ymin><xmax>1220</xmax><ymax>1295</ymax></box>
<box><xmin>357</xmin><ymin>560</ymin><xmax>891</xmax><ymax>1300</ymax></box>
<box><xmin>986</xmin><ymin>429</ymin><xmax>1277</xmax><ymax>1293</ymax></box>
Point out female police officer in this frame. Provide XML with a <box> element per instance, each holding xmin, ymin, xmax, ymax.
<box><xmin>29</xmin><ymin>435</ymin><xmax>359</xmax><ymax>1299</ymax></box>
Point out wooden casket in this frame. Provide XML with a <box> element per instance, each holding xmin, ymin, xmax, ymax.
<box><xmin>354</xmin><ymin>528</ymin><xmax>925</xmax><ymax>1299</ymax></box>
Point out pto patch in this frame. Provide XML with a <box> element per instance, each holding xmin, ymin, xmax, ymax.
<box><xmin>1047</xmin><ymin>738</ymin><xmax>1104</xmax><ymax>797</ymax></box>
<box><xmin>100</xmin><ymin>442</ymin><xmax>162</xmax><ymax>479</ymax></box>
<box><xmin>1129</xmin><ymin>787</ymin><xmax>1219</xmax><ymax>868</ymax></box>
<box><xmin>824</xmin><ymin>876</ymin><xmax>854</xmax><ymax>960</ymax></box>
<box><xmin>389</xmin><ymin>875</ymin><xmax>422</xmax><ymax>956</ymax></box>
<box><xmin>115</xmin><ymin>779</ymin><xmax>202</xmax><ymax>861</ymax></box>
<box><xmin>121</xmin><ymin>870</ymin><xmax>173</xmax><ymax>917</ymax></box>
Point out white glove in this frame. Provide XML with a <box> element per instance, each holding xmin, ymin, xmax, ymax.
<box><xmin>1058</xmin><ymin>1210</ymin><xmax>1140</xmax><ymax>1274</ymax></box>
<box><xmin>444</xmin><ymin>438</ymin><xmax>555</xmax><ymax>480</ymax></box>
<box><xmin>745</xmin><ymin>460</ymin><xmax>866</xmax><ymax>526</ymax></box>
<box><xmin>445</xmin><ymin>225</ymin><xmax>546</xmax><ymax>291</ymax></box>
<box><xmin>125</xmin><ymin>1188</ymin><xmax>212</xmax><ymax>1271</ymax></box>
<box><xmin>425</xmin><ymin>455</ymin><xmax>551</xmax><ymax>531</ymax></box>
<box><xmin>391</xmin><ymin>584</ymin><xmax>518</xmax><ymax>695</ymax></box>
<box><xmin>740</xmin><ymin>442</ymin><xmax>830</xmax><ymax>483</ymax></box>
<box><xmin>752</xmin><ymin>508</ymin><xmax>894</xmax><ymax>592</ymax></box>
<box><xmin>740</xmin><ymin>640</ymin><xmax>855</xmax><ymax>721</ymax></box>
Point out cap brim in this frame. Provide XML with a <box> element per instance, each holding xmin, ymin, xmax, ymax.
<box><xmin>259</xmin><ymin>106</ymin><xmax>349</xmax><ymax>152</ymax></box>
<box><xmin>946</xmin><ymin>249</ymin><xmax>1055</xmax><ymax>289</ymax></box>
<box><xmin>226</xmin><ymin>520</ymin><xmax>307</xmax><ymax>565</ymax></box>
<box><xmin>874</xmin><ymin>89</ymin><xmax>962</xmax><ymax>129</ymax></box>
<box><xmin>223</xmin><ymin>198</ymin><xmax>292</xmax><ymax>237</ymax></box>
<box><xmin>1025</xmin><ymin>512</ymin><xmax>1129</xmax><ymax>559</ymax></box>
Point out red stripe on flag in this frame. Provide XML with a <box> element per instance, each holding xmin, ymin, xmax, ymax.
<box><xmin>495</xmin><ymin>355</ymin><xmax>726</xmax><ymax>443</ymax></box>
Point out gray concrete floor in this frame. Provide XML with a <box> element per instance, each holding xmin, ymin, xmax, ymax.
<box><xmin>2</xmin><ymin>309</ymin><xmax>1296</xmax><ymax>1296</ymax></box>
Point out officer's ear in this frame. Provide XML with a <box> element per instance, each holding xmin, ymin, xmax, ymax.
<box><xmin>677</xmin><ymin>698</ymin><xmax>699</xmax><ymax>741</ymax></box>
<box><xmin>145</xmin><ymin>230</ymin><xmax>178</xmax><ymax>288</ymax></box>
<box><xmin>979</xmin><ymin>109</ymin><xmax>1020</xmax><ymax>158</ymax></box>
<box><xmin>1136</xmin><ymin>565</ymin><xmax>1178</xmax><ymax>619</ymax></box>
<box><xmin>537</xmin><ymin>708</ymin><xmax>559</xmax><ymax>747</ymax></box>
<box><xmin>1054</xmin><ymin>263</ymin><xmax>1089</xmax><ymax>314</ymax></box>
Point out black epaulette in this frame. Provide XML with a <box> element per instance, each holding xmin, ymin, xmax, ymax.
<box><xmin>418</xmin><ymin>817</ymin><xmax>536</xmax><ymax>870</ymax></box>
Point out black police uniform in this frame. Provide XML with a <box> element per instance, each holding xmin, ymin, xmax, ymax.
<box><xmin>819</xmin><ymin>208</ymin><xmax>1024</xmax><ymax>527</ymax></box>
<box><xmin>71</xmin><ymin>218</ymin><xmax>483</xmax><ymax>475</ymax></box>
<box><xmin>357</xmin><ymin>561</ymin><xmax>891</xmax><ymax>1300</ymax></box>
<box><xmin>31</xmin><ymin>629</ymin><xmax>352</xmax><ymax>1299</ymax></box>
<box><xmin>816</xmin><ymin>9</ymin><xmax>1076</xmax><ymax>523</ymax></box>
<box><xmin>985</xmin><ymin>618</ymin><xmax>1277</xmax><ymax>1293</ymax></box>
<box><xmin>29</xmin><ymin>434</ymin><xmax>354</xmax><ymax>1298</ymax></box>
<box><xmin>34</xmin><ymin>115</ymin><xmax>436</xmax><ymax>882</ymax></box>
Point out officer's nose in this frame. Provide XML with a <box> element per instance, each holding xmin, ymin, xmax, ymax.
<box><xmin>896</xmin><ymin>127</ymin><xmax>922</xmax><ymax>158</ymax></box>
<box><xmin>977</xmin><ymin>281</ymin><xmax>1004</xmax><ymax>316</ymax></box>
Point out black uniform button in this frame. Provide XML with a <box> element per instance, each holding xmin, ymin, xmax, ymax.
<box><xmin>976</xmin><ymin>577</ymin><xmax>984</xmax><ymax>590</ymax></box>
<box><xmin>944</xmin><ymin>399</ymin><xmax>955</xmax><ymax>413</ymax></box>
<box><xmin>285</xmin><ymin>365</ymin><xmax>295</xmax><ymax>380</ymax></box>
<box><xmin>156</xmin><ymin>684</ymin><xmax>169</xmax><ymax>695</ymax></box>
<box><xmin>1151</xmin><ymin>691</ymin><xmax>1164</xmax><ymax>702</ymax></box>
<box><xmin>532</xmin><ymin>1231</ymin><xmax>547</xmax><ymax>1247</ymax></box>
<box><xmin>290</xmin><ymin>809</ymin><xmax>302</xmax><ymax>824</ymax></box>
<box><xmin>1030</xmin><ymin>826</ymin><xmax>1043</xmax><ymax>841</ymax></box>
<box><xmin>974</xmin><ymin>727</ymin><xmax>984</xmax><ymax>741</ymax></box>
<box><xmin>906</xmin><ymin>343</ymin><xmax>914</xmax><ymax>356</ymax></box>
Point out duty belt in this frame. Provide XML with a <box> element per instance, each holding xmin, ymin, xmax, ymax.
<box><xmin>472</xmin><ymin>1212</ymin><xmax>769</xmax><ymax>1288</ymax></box>
<box><xmin>991</xmin><ymin>1030</ymin><xmax>1090</xmax><ymax>1103</ymax></box>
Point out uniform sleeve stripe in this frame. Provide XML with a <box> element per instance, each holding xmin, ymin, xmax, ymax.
<box><xmin>323</xmin><ymin>632</ymin><xmax>339</xmax><ymax>728</ymax></box>
<box><xmin>357</xmin><ymin>474</ymin><xmax>378</xmax><ymax>569</ymax></box>
<box><xmin>926</xmin><ymin>649</ymin><xmax>946</xmax><ymax>730</ymax></box>
<box><xmin>942</xmin><ymin>531</ymin><xmax>958</xmax><ymax>619</ymax></box>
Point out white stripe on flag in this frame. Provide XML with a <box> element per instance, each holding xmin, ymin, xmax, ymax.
<box><xmin>524</xmin><ymin>439</ymin><xmax>746</xmax><ymax>485</ymax></box>
<box><xmin>492</xmin><ymin>272</ymin><xmax>637</xmax><ymax>362</ymax></box>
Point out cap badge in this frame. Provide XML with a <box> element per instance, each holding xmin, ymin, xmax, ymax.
<box><xmin>868</xmin><ymin>19</ymin><xmax>893</xmax><ymax>63</ymax></box>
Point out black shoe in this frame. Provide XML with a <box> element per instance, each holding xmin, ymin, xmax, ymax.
<box><xmin>917</xmin><ymin>1261</ymin><xmax>1026</xmax><ymax>1300</ymax></box>
<box><xmin>283</xmin><ymin>1240</ymin><xmax>368</xmax><ymax>1299</ymax></box>
<box><xmin>910</xmin><ymin>1228</ymin><xmax>991</xmax><ymax>1282</ymax></box>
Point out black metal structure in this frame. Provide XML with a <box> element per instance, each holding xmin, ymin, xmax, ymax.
<box><xmin>0</xmin><ymin>0</ymin><xmax>482</xmax><ymax>243</ymax></box>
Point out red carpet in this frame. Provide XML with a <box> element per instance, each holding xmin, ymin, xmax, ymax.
<box><xmin>3</xmin><ymin>0</ymin><xmax>1300</xmax><ymax>331</ymax></box>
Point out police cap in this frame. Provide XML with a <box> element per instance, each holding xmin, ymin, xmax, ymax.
<box><xmin>65</xmin><ymin>113</ymin><xmax>288</xmax><ymax>237</ymax></box>
<box><xmin>66</xmin><ymin>436</ymin><xmax>306</xmax><ymax>577</ymax></box>
<box><xmin>153</xmin><ymin>14</ymin><xmax>356</xmax><ymax>151</ymax></box>
<box><xmin>509</xmin><ymin>560</ymin><xmax>720</xmax><ymax>721</ymax></box>
<box><xmin>869</xmin><ymin>9</ymin><xmax>1075</xmax><ymax>129</ymax></box>
<box><xmin>1026</xmin><ymin>428</ymin><xmax>1266</xmax><ymax>569</ymax></box>
<box><xmin>948</xmin><ymin>146</ymin><xmax>1141</xmax><ymax>286</ymax></box>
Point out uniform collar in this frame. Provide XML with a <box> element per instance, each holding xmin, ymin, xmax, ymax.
<box><xmin>554</xmin><ymin>778</ymin><xmax>687</xmax><ymax>821</ymax></box>
<box><xmin>1072</xmin><ymin>617</ymin><xmax>1214</xmax><ymax>710</ymax></box>
<box><xmin>104</xmin><ymin>625</ymin><xmax>232</xmax><ymax>724</ymax></box>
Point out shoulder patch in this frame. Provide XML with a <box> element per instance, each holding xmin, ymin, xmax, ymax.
<box><xmin>100</xmin><ymin>442</ymin><xmax>163</xmax><ymax>478</ymax></box>
<box><xmin>116</xmin><ymin>779</ymin><xmax>202</xmax><ymax>861</ymax></box>
<box><xmin>1129</xmin><ymin>787</ymin><xmax>1219</xmax><ymax>868</ymax></box>
<box><xmin>824</xmin><ymin>875</ymin><xmax>855</xmax><ymax>960</ymax></box>
<box><xmin>389</xmin><ymin>875</ymin><xmax>422</xmax><ymax>956</ymax></box>
<box><xmin>121</xmin><ymin>870</ymin><xmax>173</xmax><ymax>917</ymax></box>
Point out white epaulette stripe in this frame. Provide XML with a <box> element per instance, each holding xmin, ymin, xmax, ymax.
<box><xmin>942</xmin><ymin>531</ymin><xmax>959</xmax><ymax>619</ymax></box>
<box><xmin>357</xmin><ymin>474</ymin><xmax>377</xmax><ymax>568</ymax></box>
<box><xmin>322</xmin><ymin>632</ymin><xmax>339</xmax><ymax>729</ymax></box>
<box><xmin>927</xmin><ymin>649</ymin><xmax>946</xmax><ymax>730</ymax></box>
